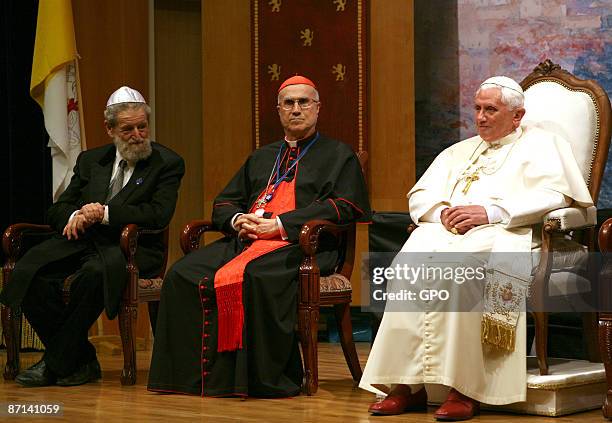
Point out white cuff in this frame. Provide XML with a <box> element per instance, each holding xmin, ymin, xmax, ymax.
<box><xmin>485</xmin><ymin>204</ymin><xmax>509</xmax><ymax>224</ymax></box>
<box><xmin>68</xmin><ymin>210</ymin><xmax>79</xmax><ymax>223</ymax></box>
<box><xmin>231</xmin><ymin>213</ymin><xmax>244</xmax><ymax>231</ymax></box>
<box><xmin>276</xmin><ymin>216</ymin><xmax>288</xmax><ymax>240</ymax></box>
<box><xmin>102</xmin><ymin>205</ymin><xmax>109</xmax><ymax>225</ymax></box>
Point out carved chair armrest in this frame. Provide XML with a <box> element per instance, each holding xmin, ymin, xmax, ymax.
<box><xmin>298</xmin><ymin>219</ymin><xmax>352</xmax><ymax>257</ymax></box>
<box><xmin>119</xmin><ymin>224</ymin><xmax>168</xmax><ymax>303</ymax></box>
<box><xmin>297</xmin><ymin>220</ymin><xmax>352</xmax><ymax>308</ymax></box>
<box><xmin>531</xmin><ymin>207</ymin><xmax>597</xmax><ymax>310</ymax></box>
<box><xmin>119</xmin><ymin>224</ymin><xmax>167</xmax><ymax>262</ymax></box>
<box><xmin>600</xmin><ymin>218</ymin><xmax>612</xmax><ymax>253</ymax></box>
<box><xmin>119</xmin><ymin>224</ymin><xmax>138</xmax><ymax>257</ymax></box>
<box><xmin>180</xmin><ymin>220</ymin><xmax>221</xmax><ymax>255</ymax></box>
<box><xmin>2</xmin><ymin>223</ymin><xmax>55</xmax><ymax>261</ymax></box>
<box><xmin>599</xmin><ymin>218</ymin><xmax>612</xmax><ymax>312</ymax></box>
<box><xmin>542</xmin><ymin>206</ymin><xmax>597</xmax><ymax>231</ymax></box>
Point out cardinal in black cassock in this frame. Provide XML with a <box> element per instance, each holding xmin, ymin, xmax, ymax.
<box><xmin>147</xmin><ymin>76</ymin><xmax>370</xmax><ymax>397</ymax></box>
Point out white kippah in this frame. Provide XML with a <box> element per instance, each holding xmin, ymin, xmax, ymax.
<box><xmin>106</xmin><ymin>86</ymin><xmax>146</xmax><ymax>107</ymax></box>
<box><xmin>479</xmin><ymin>76</ymin><xmax>523</xmax><ymax>96</ymax></box>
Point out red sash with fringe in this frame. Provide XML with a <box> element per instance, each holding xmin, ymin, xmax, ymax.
<box><xmin>214</xmin><ymin>179</ymin><xmax>295</xmax><ymax>352</ymax></box>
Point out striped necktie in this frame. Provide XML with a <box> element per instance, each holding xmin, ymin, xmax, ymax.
<box><xmin>105</xmin><ymin>159</ymin><xmax>127</xmax><ymax>202</ymax></box>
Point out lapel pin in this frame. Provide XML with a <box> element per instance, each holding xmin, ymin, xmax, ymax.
<box><xmin>136</xmin><ymin>177</ymin><xmax>144</xmax><ymax>185</ymax></box>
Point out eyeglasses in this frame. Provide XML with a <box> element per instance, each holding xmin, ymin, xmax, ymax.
<box><xmin>279</xmin><ymin>97</ymin><xmax>319</xmax><ymax>111</ymax></box>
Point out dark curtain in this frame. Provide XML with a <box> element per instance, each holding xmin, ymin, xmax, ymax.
<box><xmin>414</xmin><ymin>0</ymin><xmax>460</xmax><ymax>179</ymax></box>
<box><xmin>0</xmin><ymin>0</ymin><xmax>52</xmax><ymax>263</ymax></box>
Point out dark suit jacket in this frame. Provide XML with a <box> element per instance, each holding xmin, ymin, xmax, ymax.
<box><xmin>0</xmin><ymin>142</ymin><xmax>185</xmax><ymax>319</ymax></box>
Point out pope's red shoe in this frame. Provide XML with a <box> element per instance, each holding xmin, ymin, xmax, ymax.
<box><xmin>368</xmin><ymin>386</ymin><xmax>428</xmax><ymax>415</ymax></box>
<box><xmin>433</xmin><ymin>388</ymin><xmax>480</xmax><ymax>421</ymax></box>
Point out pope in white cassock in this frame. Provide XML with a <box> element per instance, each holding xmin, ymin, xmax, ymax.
<box><xmin>360</xmin><ymin>76</ymin><xmax>594</xmax><ymax>421</ymax></box>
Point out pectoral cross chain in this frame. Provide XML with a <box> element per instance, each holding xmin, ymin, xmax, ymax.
<box><xmin>462</xmin><ymin>171</ymin><xmax>480</xmax><ymax>195</ymax></box>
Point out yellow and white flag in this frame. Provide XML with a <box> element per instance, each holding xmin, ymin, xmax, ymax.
<box><xmin>30</xmin><ymin>0</ymin><xmax>85</xmax><ymax>202</ymax></box>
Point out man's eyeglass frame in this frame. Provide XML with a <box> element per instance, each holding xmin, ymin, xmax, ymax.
<box><xmin>278</xmin><ymin>98</ymin><xmax>319</xmax><ymax>111</ymax></box>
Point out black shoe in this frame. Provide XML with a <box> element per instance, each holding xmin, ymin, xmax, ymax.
<box><xmin>15</xmin><ymin>360</ymin><xmax>56</xmax><ymax>387</ymax></box>
<box><xmin>56</xmin><ymin>359</ymin><xmax>102</xmax><ymax>386</ymax></box>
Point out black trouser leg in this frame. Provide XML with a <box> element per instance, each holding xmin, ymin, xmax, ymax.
<box><xmin>45</xmin><ymin>251</ymin><xmax>105</xmax><ymax>376</ymax></box>
<box><xmin>21</xmin><ymin>249</ymin><xmax>105</xmax><ymax>377</ymax></box>
<box><xmin>20</xmin><ymin>254</ymin><xmax>81</xmax><ymax>348</ymax></box>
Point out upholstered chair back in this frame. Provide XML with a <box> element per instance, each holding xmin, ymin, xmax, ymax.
<box><xmin>522</xmin><ymin>82</ymin><xmax>596</xmax><ymax>190</ymax></box>
<box><xmin>520</xmin><ymin>60</ymin><xmax>611</xmax><ymax>204</ymax></box>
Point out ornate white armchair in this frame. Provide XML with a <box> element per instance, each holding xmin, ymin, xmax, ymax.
<box><xmin>519</xmin><ymin>59</ymin><xmax>611</xmax><ymax>375</ymax></box>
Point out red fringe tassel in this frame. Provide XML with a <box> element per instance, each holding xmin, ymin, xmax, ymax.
<box><xmin>216</xmin><ymin>283</ymin><xmax>244</xmax><ymax>352</ymax></box>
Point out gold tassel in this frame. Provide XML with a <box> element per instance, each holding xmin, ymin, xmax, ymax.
<box><xmin>481</xmin><ymin>315</ymin><xmax>516</xmax><ymax>352</ymax></box>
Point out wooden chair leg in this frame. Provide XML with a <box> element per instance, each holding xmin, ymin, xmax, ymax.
<box><xmin>600</xmin><ymin>316</ymin><xmax>612</xmax><ymax>419</ymax></box>
<box><xmin>118</xmin><ymin>303</ymin><xmax>137</xmax><ymax>385</ymax></box>
<box><xmin>532</xmin><ymin>311</ymin><xmax>549</xmax><ymax>375</ymax></box>
<box><xmin>583</xmin><ymin>312</ymin><xmax>601</xmax><ymax>362</ymax></box>
<box><xmin>2</xmin><ymin>305</ymin><xmax>21</xmax><ymax>380</ymax></box>
<box><xmin>333</xmin><ymin>303</ymin><xmax>362</xmax><ymax>383</ymax></box>
<box><xmin>298</xmin><ymin>304</ymin><xmax>319</xmax><ymax>395</ymax></box>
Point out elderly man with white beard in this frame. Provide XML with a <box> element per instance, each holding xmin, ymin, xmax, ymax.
<box><xmin>0</xmin><ymin>86</ymin><xmax>184</xmax><ymax>387</ymax></box>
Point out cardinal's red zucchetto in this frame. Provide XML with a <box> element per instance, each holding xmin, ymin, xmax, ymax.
<box><xmin>277</xmin><ymin>75</ymin><xmax>317</xmax><ymax>93</ymax></box>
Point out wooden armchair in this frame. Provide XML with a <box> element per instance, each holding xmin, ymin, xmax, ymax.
<box><xmin>519</xmin><ymin>59</ymin><xmax>611</xmax><ymax>375</ymax></box>
<box><xmin>1</xmin><ymin>223</ymin><xmax>169</xmax><ymax>385</ymax></box>
<box><xmin>181</xmin><ymin>219</ymin><xmax>362</xmax><ymax>395</ymax></box>
<box><xmin>598</xmin><ymin>218</ymin><xmax>612</xmax><ymax>418</ymax></box>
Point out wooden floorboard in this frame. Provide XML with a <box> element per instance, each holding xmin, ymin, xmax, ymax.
<box><xmin>0</xmin><ymin>343</ymin><xmax>604</xmax><ymax>422</ymax></box>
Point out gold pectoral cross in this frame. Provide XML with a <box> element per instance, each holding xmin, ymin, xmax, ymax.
<box><xmin>462</xmin><ymin>170</ymin><xmax>480</xmax><ymax>194</ymax></box>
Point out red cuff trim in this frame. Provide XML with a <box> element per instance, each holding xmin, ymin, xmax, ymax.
<box><xmin>336</xmin><ymin>197</ymin><xmax>365</xmax><ymax>216</ymax></box>
<box><xmin>327</xmin><ymin>198</ymin><xmax>341</xmax><ymax>220</ymax></box>
<box><xmin>214</xmin><ymin>202</ymin><xmax>236</xmax><ymax>207</ymax></box>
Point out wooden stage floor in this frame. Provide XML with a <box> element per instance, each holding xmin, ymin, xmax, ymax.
<box><xmin>0</xmin><ymin>343</ymin><xmax>604</xmax><ymax>422</ymax></box>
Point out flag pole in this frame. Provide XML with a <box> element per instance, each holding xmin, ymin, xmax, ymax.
<box><xmin>75</xmin><ymin>55</ymin><xmax>87</xmax><ymax>151</ymax></box>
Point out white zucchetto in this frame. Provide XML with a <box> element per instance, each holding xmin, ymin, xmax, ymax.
<box><xmin>479</xmin><ymin>76</ymin><xmax>524</xmax><ymax>96</ymax></box>
<box><xmin>106</xmin><ymin>86</ymin><xmax>146</xmax><ymax>107</ymax></box>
